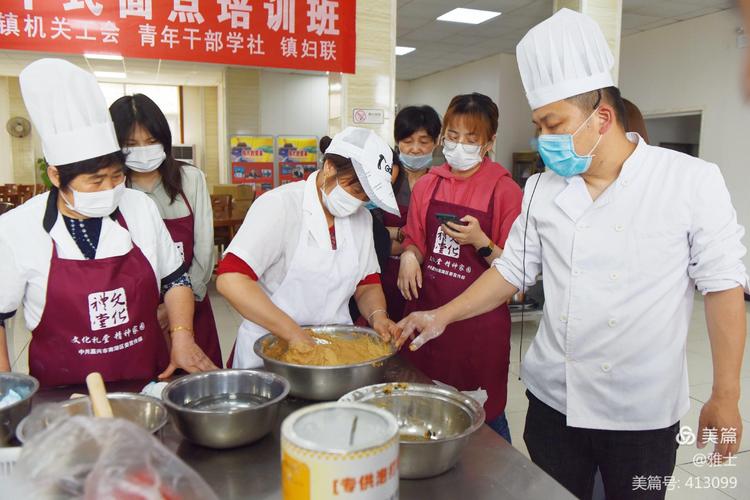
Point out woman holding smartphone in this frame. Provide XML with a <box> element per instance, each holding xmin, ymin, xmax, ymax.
<box><xmin>398</xmin><ymin>93</ymin><xmax>522</xmax><ymax>442</ymax></box>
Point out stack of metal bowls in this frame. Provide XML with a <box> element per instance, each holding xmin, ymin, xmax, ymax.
<box><xmin>340</xmin><ymin>383</ymin><xmax>485</xmax><ymax>479</ymax></box>
<box><xmin>0</xmin><ymin>373</ymin><xmax>39</xmax><ymax>445</ymax></box>
<box><xmin>254</xmin><ymin>325</ymin><xmax>396</xmax><ymax>401</ymax></box>
<box><xmin>162</xmin><ymin>369</ymin><xmax>289</xmax><ymax>449</ymax></box>
<box><xmin>16</xmin><ymin>392</ymin><xmax>167</xmax><ymax>443</ymax></box>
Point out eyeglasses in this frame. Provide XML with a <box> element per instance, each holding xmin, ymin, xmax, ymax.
<box><xmin>442</xmin><ymin>139</ymin><xmax>482</xmax><ymax>155</ymax></box>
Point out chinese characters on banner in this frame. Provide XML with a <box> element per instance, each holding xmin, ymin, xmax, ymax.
<box><xmin>277</xmin><ymin>136</ymin><xmax>318</xmax><ymax>185</ymax></box>
<box><xmin>0</xmin><ymin>0</ymin><xmax>355</xmax><ymax>73</ymax></box>
<box><xmin>230</xmin><ymin>135</ymin><xmax>274</xmax><ymax>194</ymax></box>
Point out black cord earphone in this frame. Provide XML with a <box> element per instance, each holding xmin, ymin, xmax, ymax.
<box><xmin>518</xmin><ymin>170</ymin><xmax>543</xmax><ymax>380</ymax></box>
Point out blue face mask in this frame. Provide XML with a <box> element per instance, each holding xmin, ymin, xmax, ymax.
<box><xmin>364</xmin><ymin>201</ymin><xmax>378</xmax><ymax>210</ymax></box>
<box><xmin>399</xmin><ymin>150</ymin><xmax>433</xmax><ymax>171</ymax></box>
<box><xmin>537</xmin><ymin>108</ymin><xmax>602</xmax><ymax>177</ymax></box>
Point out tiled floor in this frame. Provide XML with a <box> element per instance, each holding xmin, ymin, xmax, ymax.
<box><xmin>7</xmin><ymin>285</ymin><xmax>750</xmax><ymax>498</ymax></box>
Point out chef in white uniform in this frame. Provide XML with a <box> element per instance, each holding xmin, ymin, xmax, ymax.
<box><xmin>217</xmin><ymin>128</ymin><xmax>401</xmax><ymax>368</ymax></box>
<box><xmin>0</xmin><ymin>59</ymin><xmax>217</xmax><ymax>385</ymax></box>
<box><xmin>397</xmin><ymin>9</ymin><xmax>748</xmax><ymax>499</ymax></box>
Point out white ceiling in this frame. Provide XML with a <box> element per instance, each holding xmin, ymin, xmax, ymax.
<box><xmin>396</xmin><ymin>0</ymin><xmax>736</xmax><ymax>80</ymax></box>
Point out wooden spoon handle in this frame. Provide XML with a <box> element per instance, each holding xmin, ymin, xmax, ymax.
<box><xmin>85</xmin><ymin>372</ymin><xmax>113</xmax><ymax>418</ymax></box>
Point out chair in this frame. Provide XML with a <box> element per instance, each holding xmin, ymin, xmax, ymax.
<box><xmin>12</xmin><ymin>192</ymin><xmax>32</xmax><ymax>205</ymax></box>
<box><xmin>17</xmin><ymin>185</ymin><xmax>36</xmax><ymax>199</ymax></box>
<box><xmin>0</xmin><ymin>202</ymin><xmax>14</xmax><ymax>216</ymax></box>
<box><xmin>211</xmin><ymin>194</ymin><xmax>233</xmax><ymax>255</ymax></box>
<box><xmin>211</xmin><ymin>194</ymin><xmax>233</xmax><ymax>220</ymax></box>
<box><xmin>0</xmin><ymin>190</ymin><xmax>12</xmax><ymax>204</ymax></box>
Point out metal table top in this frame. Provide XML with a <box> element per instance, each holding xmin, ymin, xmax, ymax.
<box><xmin>30</xmin><ymin>357</ymin><xmax>574</xmax><ymax>500</ymax></box>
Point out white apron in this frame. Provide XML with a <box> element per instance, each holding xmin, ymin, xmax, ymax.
<box><xmin>233</xmin><ymin>213</ymin><xmax>360</xmax><ymax>368</ymax></box>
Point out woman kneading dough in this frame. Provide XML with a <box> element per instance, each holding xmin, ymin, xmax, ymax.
<box><xmin>0</xmin><ymin>59</ymin><xmax>217</xmax><ymax>386</ymax></box>
<box><xmin>217</xmin><ymin>127</ymin><xmax>401</xmax><ymax>368</ymax></box>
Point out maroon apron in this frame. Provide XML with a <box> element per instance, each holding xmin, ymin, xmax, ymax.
<box><xmin>382</xmin><ymin>204</ymin><xmax>408</xmax><ymax>322</ymax></box>
<box><xmin>403</xmin><ymin>177</ymin><xmax>511</xmax><ymax>421</ymax></box>
<box><xmin>163</xmin><ymin>193</ymin><xmax>223</xmax><ymax>367</ymax></box>
<box><xmin>30</xmin><ymin>213</ymin><xmax>169</xmax><ymax>388</ymax></box>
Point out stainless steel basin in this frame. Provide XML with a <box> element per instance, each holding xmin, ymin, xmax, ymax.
<box><xmin>0</xmin><ymin>373</ymin><xmax>38</xmax><ymax>445</ymax></box>
<box><xmin>162</xmin><ymin>369</ymin><xmax>289</xmax><ymax>449</ymax></box>
<box><xmin>254</xmin><ymin>325</ymin><xmax>396</xmax><ymax>401</ymax></box>
<box><xmin>16</xmin><ymin>392</ymin><xmax>166</xmax><ymax>443</ymax></box>
<box><xmin>340</xmin><ymin>383</ymin><xmax>485</xmax><ymax>479</ymax></box>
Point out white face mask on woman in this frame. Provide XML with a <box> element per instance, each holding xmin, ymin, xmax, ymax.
<box><xmin>123</xmin><ymin>144</ymin><xmax>166</xmax><ymax>173</ymax></box>
<box><xmin>60</xmin><ymin>181</ymin><xmax>126</xmax><ymax>218</ymax></box>
<box><xmin>321</xmin><ymin>173</ymin><xmax>364</xmax><ymax>218</ymax></box>
<box><xmin>442</xmin><ymin>139</ymin><xmax>485</xmax><ymax>171</ymax></box>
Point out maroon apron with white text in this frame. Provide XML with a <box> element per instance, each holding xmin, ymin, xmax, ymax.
<box><xmin>403</xmin><ymin>177</ymin><xmax>511</xmax><ymax>421</ymax></box>
<box><xmin>29</xmin><ymin>213</ymin><xmax>168</xmax><ymax>387</ymax></box>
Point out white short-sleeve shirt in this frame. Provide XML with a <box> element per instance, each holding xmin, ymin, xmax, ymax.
<box><xmin>0</xmin><ymin>188</ymin><xmax>184</xmax><ymax>331</ymax></box>
<box><xmin>225</xmin><ymin>171</ymin><xmax>380</xmax><ymax>296</ymax></box>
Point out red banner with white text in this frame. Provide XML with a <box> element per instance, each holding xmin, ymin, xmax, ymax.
<box><xmin>0</xmin><ymin>0</ymin><xmax>355</xmax><ymax>73</ymax></box>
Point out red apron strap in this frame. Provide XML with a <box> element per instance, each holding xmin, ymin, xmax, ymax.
<box><xmin>178</xmin><ymin>191</ymin><xmax>194</xmax><ymax>217</ymax></box>
<box><xmin>115</xmin><ymin>210</ymin><xmax>129</xmax><ymax>230</ymax></box>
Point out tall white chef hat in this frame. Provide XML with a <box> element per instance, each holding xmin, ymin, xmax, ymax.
<box><xmin>19</xmin><ymin>58</ymin><xmax>120</xmax><ymax>166</ymax></box>
<box><xmin>325</xmin><ymin>127</ymin><xmax>399</xmax><ymax>216</ymax></box>
<box><xmin>516</xmin><ymin>8</ymin><xmax>615</xmax><ymax>110</ymax></box>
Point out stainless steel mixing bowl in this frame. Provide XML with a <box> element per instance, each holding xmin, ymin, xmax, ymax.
<box><xmin>254</xmin><ymin>325</ymin><xmax>397</xmax><ymax>401</ymax></box>
<box><xmin>16</xmin><ymin>392</ymin><xmax>167</xmax><ymax>443</ymax></box>
<box><xmin>0</xmin><ymin>373</ymin><xmax>39</xmax><ymax>445</ymax></box>
<box><xmin>162</xmin><ymin>369</ymin><xmax>289</xmax><ymax>449</ymax></box>
<box><xmin>340</xmin><ymin>383</ymin><xmax>486</xmax><ymax>479</ymax></box>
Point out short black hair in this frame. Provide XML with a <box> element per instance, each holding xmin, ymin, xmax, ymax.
<box><xmin>566</xmin><ymin>86</ymin><xmax>627</xmax><ymax>128</ymax></box>
<box><xmin>394</xmin><ymin>105</ymin><xmax>441</xmax><ymax>143</ymax></box>
<box><xmin>56</xmin><ymin>151</ymin><xmax>125</xmax><ymax>189</ymax></box>
<box><xmin>391</xmin><ymin>148</ymin><xmax>402</xmax><ymax>169</ymax></box>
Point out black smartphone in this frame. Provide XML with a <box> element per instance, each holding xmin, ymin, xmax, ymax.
<box><xmin>436</xmin><ymin>213</ymin><xmax>467</xmax><ymax>226</ymax></box>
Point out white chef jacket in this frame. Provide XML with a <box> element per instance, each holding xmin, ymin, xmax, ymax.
<box><xmin>495</xmin><ymin>133</ymin><xmax>749</xmax><ymax>431</ymax></box>
<box><xmin>0</xmin><ymin>189</ymin><xmax>185</xmax><ymax>331</ymax></box>
<box><xmin>224</xmin><ymin>170</ymin><xmax>380</xmax><ymax>295</ymax></box>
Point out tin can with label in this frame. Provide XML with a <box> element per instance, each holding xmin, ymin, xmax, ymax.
<box><xmin>281</xmin><ymin>402</ymin><xmax>399</xmax><ymax>500</ymax></box>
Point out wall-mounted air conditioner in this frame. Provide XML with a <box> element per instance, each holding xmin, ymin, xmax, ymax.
<box><xmin>173</xmin><ymin>144</ymin><xmax>196</xmax><ymax>167</ymax></box>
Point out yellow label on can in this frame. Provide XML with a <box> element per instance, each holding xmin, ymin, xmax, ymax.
<box><xmin>282</xmin><ymin>451</ymin><xmax>311</xmax><ymax>500</ymax></box>
<box><xmin>281</xmin><ymin>437</ymin><xmax>399</xmax><ymax>499</ymax></box>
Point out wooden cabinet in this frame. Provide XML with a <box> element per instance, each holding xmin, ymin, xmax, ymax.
<box><xmin>511</xmin><ymin>151</ymin><xmax>543</xmax><ymax>189</ymax></box>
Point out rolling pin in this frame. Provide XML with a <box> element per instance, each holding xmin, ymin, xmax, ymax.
<box><xmin>85</xmin><ymin>372</ymin><xmax>113</xmax><ymax>418</ymax></box>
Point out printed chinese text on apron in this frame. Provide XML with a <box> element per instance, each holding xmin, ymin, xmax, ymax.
<box><xmin>30</xmin><ymin>213</ymin><xmax>168</xmax><ymax>387</ymax></box>
<box><xmin>403</xmin><ymin>177</ymin><xmax>511</xmax><ymax>421</ymax></box>
<box><xmin>163</xmin><ymin>192</ymin><xmax>223</xmax><ymax>367</ymax></box>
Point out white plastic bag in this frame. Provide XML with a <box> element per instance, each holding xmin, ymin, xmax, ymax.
<box><xmin>432</xmin><ymin>379</ymin><xmax>489</xmax><ymax>408</ymax></box>
<box><xmin>1</xmin><ymin>415</ymin><xmax>218</xmax><ymax>500</ymax></box>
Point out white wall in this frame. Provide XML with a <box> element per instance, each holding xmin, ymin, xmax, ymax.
<box><xmin>0</xmin><ymin>77</ymin><xmax>12</xmax><ymax>183</ymax></box>
<box><xmin>396</xmin><ymin>53</ymin><xmax>534</xmax><ymax>170</ymax></box>
<box><xmin>619</xmin><ymin>9</ymin><xmax>750</xmax><ymax>265</ymax></box>
<box><xmin>182</xmin><ymin>86</ymin><xmax>206</xmax><ymax>170</ymax></box>
<box><xmin>259</xmin><ymin>71</ymin><xmax>329</xmax><ymax>140</ymax></box>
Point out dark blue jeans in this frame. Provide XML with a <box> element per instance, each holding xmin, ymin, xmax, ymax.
<box><xmin>523</xmin><ymin>390</ymin><xmax>679</xmax><ymax>500</ymax></box>
<box><xmin>488</xmin><ymin>411</ymin><xmax>512</xmax><ymax>444</ymax></box>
